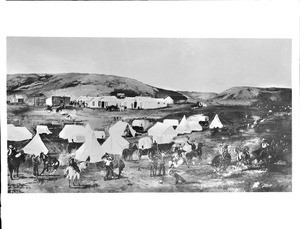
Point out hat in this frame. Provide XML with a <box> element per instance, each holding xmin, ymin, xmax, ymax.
<box><xmin>9</xmin><ymin>145</ymin><xmax>13</xmax><ymax>149</ymax></box>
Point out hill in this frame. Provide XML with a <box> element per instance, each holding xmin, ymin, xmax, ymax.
<box><xmin>210</xmin><ymin>86</ymin><xmax>291</xmax><ymax>106</ymax></box>
<box><xmin>178</xmin><ymin>91</ymin><xmax>218</xmax><ymax>103</ymax></box>
<box><xmin>6</xmin><ymin>73</ymin><xmax>186</xmax><ymax>101</ymax></box>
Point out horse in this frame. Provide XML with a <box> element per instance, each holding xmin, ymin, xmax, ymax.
<box><xmin>122</xmin><ymin>144</ymin><xmax>138</xmax><ymax>161</ymax></box>
<box><xmin>184</xmin><ymin>142</ymin><xmax>204</xmax><ymax>165</ymax></box>
<box><xmin>138</xmin><ymin>147</ymin><xmax>155</xmax><ymax>159</ymax></box>
<box><xmin>211</xmin><ymin>152</ymin><xmax>231</xmax><ymax>170</ymax></box>
<box><xmin>8</xmin><ymin>151</ymin><xmax>26</xmax><ymax>180</ymax></box>
<box><xmin>64</xmin><ymin>157</ymin><xmax>90</xmax><ymax>187</ymax></box>
<box><xmin>235</xmin><ymin>146</ymin><xmax>251</xmax><ymax>165</ymax></box>
<box><xmin>148</xmin><ymin>150</ymin><xmax>158</xmax><ymax>177</ymax></box>
<box><xmin>101</xmin><ymin>153</ymin><xmax>125</xmax><ymax>180</ymax></box>
<box><xmin>39</xmin><ymin>152</ymin><xmax>60</xmax><ymax>176</ymax></box>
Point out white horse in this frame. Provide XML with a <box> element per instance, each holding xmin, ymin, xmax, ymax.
<box><xmin>64</xmin><ymin>157</ymin><xmax>90</xmax><ymax>187</ymax></box>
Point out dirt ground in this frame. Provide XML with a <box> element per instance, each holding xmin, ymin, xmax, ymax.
<box><xmin>7</xmin><ymin>103</ymin><xmax>292</xmax><ymax>192</ymax></box>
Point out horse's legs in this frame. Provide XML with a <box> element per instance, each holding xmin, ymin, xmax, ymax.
<box><xmin>118</xmin><ymin>167</ymin><xmax>123</xmax><ymax>179</ymax></box>
<box><xmin>9</xmin><ymin>168</ymin><xmax>13</xmax><ymax>180</ymax></box>
<box><xmin>40</xmin><ymin>166</ymin><xmax>46</xmax><ymax>176</ymax></box>
<box><xmin>68</xmin><ymin>180</ymin><xmax>71</xmax><ymax>188</ymax></box>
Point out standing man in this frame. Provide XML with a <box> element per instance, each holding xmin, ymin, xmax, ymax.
<box><xmin>32</xmin><ymin>155</ymin><xmax>40</xmax><ymax>177</ymax></box>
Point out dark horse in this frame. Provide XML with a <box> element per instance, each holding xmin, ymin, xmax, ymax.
<box><xmin>8</xmin><ymin>151</ymin><xmax>26</xmax><ymax>180</ymax></box>
<box><xmin>185</xmin><ymin>142</ymin><xmax>204</xmax><ymax>163</ymax></box>
<box><xmin>39</xmin><ymin>152</ymin><xmax>60</xmax><ymax>175</ymax></box>
<box><xmin>101</xmin><ymin>153</ymin><xmax>125</xmax><ymax>180</ymax></box>
<box><xmin>122</xmin><ymin>144</ymin><xmax>138</xmax><ymax>161</ymax></box>
<box><xmin>212</xmin><ymin>152</ymin><xmax>231</xmax><ymax>170</ymax></box>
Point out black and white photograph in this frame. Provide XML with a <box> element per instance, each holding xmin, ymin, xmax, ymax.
<box><xmin>6</xmin><ymin>37</ymin><xmax>292</xmax><ymax>193</ymax></box>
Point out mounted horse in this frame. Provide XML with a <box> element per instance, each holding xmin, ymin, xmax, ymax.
<box><xmin>101</xmin><ymin>153</ymin><xmax>125</xmax><ymax>180</ymax></box>
<box><xmin>64</xmin><ymin>156</ymin><xmax>90</xmax><ymax>187</ymax></box>
<box><xmin>122</xmin><ymin>144</ymin><xmax>138</xmax><ymax>161</ymax></box>
<box><xmin>39</xmin><ymin>152</ymin><xmax>60</xmax><ymax>175</ymax></box>
<box><xmin>8</xmin><ymin>150</ymin><xmax>26</xmax><ymax>180</ymax></box>
<box><xmin>235</xmin><ymin>146</ymin><xmax>251</xmax><ymax>165</ymax></box>
<box><xmin>185</xmin><ymin>142</ymin><xmax>204</xmax><ymax>165</ymax></box>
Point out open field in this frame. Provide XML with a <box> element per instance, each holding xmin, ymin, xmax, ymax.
<box><xmin>7</xmin><ymin>103</ymin><xmax>292</xmax><ymax>192</ymax></box>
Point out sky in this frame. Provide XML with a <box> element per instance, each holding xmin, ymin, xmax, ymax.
<box><xmin>7</xmin><ymin>37</ymin><xmax>291</xmax><ymax>93</ymax></box>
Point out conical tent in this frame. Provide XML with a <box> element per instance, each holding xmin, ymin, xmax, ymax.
<box><xmin>75</xmin><ymin>130</ymin><xmax>104</xmax><ymax>163</ymax></box>
<box><xmin>176</xmin><ymin>115</ymin><xmax>192</xmax><ymax>134</ymax></box>
<box><xmin>36</xmin><ymin>125</ymin><xmax>52</xmax><ymax>135</ymax></box>
<box><xmin>109</xmin><ymin>121</ymin><xmax>136</xmax><ymax>137</ymax></box>
<box><xmin>7</xmin><ymin>124</ymin><xmax>33</xmax><ymax>141</ymax></box>
<box><xmin>138</xmin><ymin>136</ymin><xmax>153</xmax><ymax>149</ymax></box>
<box><xmin>209</xmin><ymin>114</ymin><xmax>224</xmax><ymax>129</ymax></box>
<box><xmin>148</xmin><ymin>122</ymin><xmax>177</xmax><ymax>144</ymax></box>
<box><xmin>101</xmin><ymin>134</ymin><xmax>129</xmax><ymax>155</ymax></box>
<box><xmin>23</xmin><ymin>134</ymin><xmax>48</xmax><ymax>156</ymax></box>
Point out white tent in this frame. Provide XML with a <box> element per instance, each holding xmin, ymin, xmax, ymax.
<box><xmin>132</xmin><ymin>119</ymin><xmax>151</xmax><ymax>130</ymax></box>
<box><xmin>75</xmin><ymin>131</ymin><xmax>104</xmax><ymax>163</ymax></box>
<box><xmin>36</xmin><ymin>125</ymin><xmax>52</xmax><ymax>135</ymax></box>
<box><xmin>163</xmin><ymin>119</ymin><xmax>179</xmax><ymax>127</ymax></box>
<box><xmin>188</xmin><ymin>114</ymin><xmax>209</xmax><ymax>123</ymax></box>
<box><xmin>59</xmin><ymin>125</ymin><xmax>86</xmax><ymax>143</ymax></box>
<box><xmin>23</xmin><ymin>134</ymin><xmax>49</xmax><ymax>156</ymax></box>
<box><xmin>148</xmin><ymin>122</ymin><xmax>177</xmax><ymax>144</ymax></box>
<box><xmin>7</xmin><ymin>124</ymin><xmax>33</xmax><ymax>141</ymax></box>
<box><xmin>109</xmin><ymin>121</ymin><xmax>136</xmax><ymax>137</ymax></box>
<box><xmin>176</xmin><ymin>115</ymin><xmax>192</xmax><ymax>134</ymax></box>
<box><xmin>209</xmin><ymin>114</ymin><xmax>224</xmax><ymax>129</ymax></box>
<box><xmin>188</xmin><ymin>121</ymin><xmax>203</xmax><ymax>132</ymax></box>
<box><xmin>138</xmin><ymin>136</ymin><xmax>153</xmax><ymax>149</ymax></box>
<box><xmin>101</xmin><ymin>134</ymin><xmax>129</xmax><ymax>155</ymax></box>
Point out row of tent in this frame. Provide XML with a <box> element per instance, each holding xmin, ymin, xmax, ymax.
<box><xmin>7</xmin><ymin>114</ymin><xmax>224</xmax><ymax>163</ymax></box>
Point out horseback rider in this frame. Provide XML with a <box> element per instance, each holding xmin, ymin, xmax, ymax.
<box><xmin>260</xmin><ymin>138</ymin><xmax>270</xmax><ymax>158</ymax></box>
<box><xmin>69</xmin><ymin>157</ymin><xmax>80</xmax><ymax>173</ymax></box>
<box><xmin>220</xmin><ymin>144</ymin><xmax>230</xmax><ymax>162</ymax></box>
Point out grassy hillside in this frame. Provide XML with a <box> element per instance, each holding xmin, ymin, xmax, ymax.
<box><xmin>7</xmin><ymin>73</ymin><xmax>160</xmax><ymax>99</ymax></box>
<box><xmin>211</xmin><ymin>86</ymin><xmax>291</xmax><ymax>106</ymax></box>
